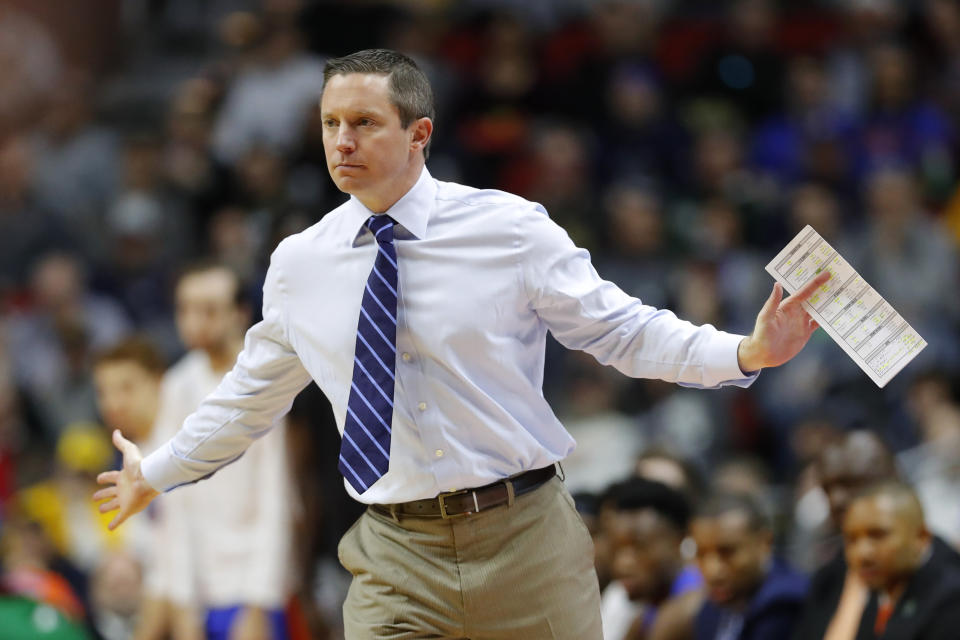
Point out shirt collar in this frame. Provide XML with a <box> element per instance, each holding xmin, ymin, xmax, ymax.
<box><xmin>347</xmin><ymin>166</ymin><xmax>436</xmax><ymax>241</ymax></box>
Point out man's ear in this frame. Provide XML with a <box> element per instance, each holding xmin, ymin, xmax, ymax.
<box><xmin>410</xmin><ymin>117</ymin><xmax>433</xmax><ymax>154</ymax></box>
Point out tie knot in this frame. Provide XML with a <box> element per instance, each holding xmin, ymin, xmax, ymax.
<box><xmin>367</xmin><ymin>215</ymin><xmax>395</xmax><ymax>244</ymax></box>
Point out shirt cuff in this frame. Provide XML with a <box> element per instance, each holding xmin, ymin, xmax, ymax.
<box><xmin>141</xmin><ymin>443</ymin><xmax>189</xmax><ymax>493</ymax></box>
<box><xmin>703</xmin><ymin>331</ymin><xmax>759</xmax><ymax>388</ymax></box>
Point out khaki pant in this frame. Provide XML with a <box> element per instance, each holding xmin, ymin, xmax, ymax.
<box><xmin>338</xmin><ymin>476</ymin><xmax>603</xmax><ymax>639</ymax></box>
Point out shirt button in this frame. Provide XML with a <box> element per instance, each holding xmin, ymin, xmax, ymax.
<box><xmin>402</xmin><ymin>352</ymin><xmax>411</xmax><ymax>362</ymax></box>
<box><xmin>435</xmin><ymin>449</ymin><xmax>444</xmax><ymax>457</ymax></box>
<box><xmin>418</xmin><ymin>402</ymin><xmax>427</xmax><ymax>411</ymax></box>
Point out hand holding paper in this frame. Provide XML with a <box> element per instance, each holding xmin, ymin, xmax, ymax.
<box><xmin>738</xmin><ymin>270</ymin><xmax>830</xmax><ymax>373</ymax></box>
<box><xmin>764</xmin><ymin>226</ymin><xmax>927</xmax><ymax>387</ymax></box>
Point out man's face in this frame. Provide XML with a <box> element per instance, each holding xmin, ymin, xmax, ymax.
<box><xmin>321</xmin><ymin>73</ymin><xmax>420</xmax><ymax>208</ymax></box>
<box><xmin>175</xmin><ymin>269</ymin><xmax>241</xmax><ymax>352</ymax></box>
<box><xmin>93</xmin><ymin>360</ymin><xmax>160</xmax><ymax>441</ymax></box>
<box><xmin>843</xmin><ymin>496</ymin><xmax>928</xmax><ymax>591</ymax></box>
<box><xmin>608</xmin><ymin>509</ymin><xmax>682</xmax><ymax>603</ymax></box>
<box><xmin>691</xmin><ymin>512</ymin><xmax>770</xmax><ymax>606</ymax></box>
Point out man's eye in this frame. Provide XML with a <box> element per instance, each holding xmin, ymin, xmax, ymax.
<box><xmin>359</xmin><ymin>118</ymin><xmax>374</xmax><ymax>126</ymax></box>
<box><xmin>323</xmin><ymin>119</ymin><xmax>337</xmax><ymax>127</ymax></box>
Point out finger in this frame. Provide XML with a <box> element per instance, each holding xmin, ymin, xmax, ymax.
<box><xmin>787</xmin><ymin>270</ymin><xmax>831</xmax><ymax>306</ymax></box>
<box><xmin>97</xmin><ymin>470</ymin><xmax>120</xmax><ymax>485</ymax></box>
<box><xmin>108</xmin><ymin>511</ymin><xmax>128</xmax><ymax>531</ymax></box>
<box><xmin>760</xmin><ymin>282</ymin><xmax>783</xmax><ymax>318</ymax></box>
<box><xmin>92</xmin><ymin>486</ymin><xmax>117</xmax><ymax>501</ymax></box>
<box><xmin>98</xmin><ymin>498</ymin><xmax>120</xmax><ymax>513</ymax></box>
<box><xmin>113</xmin><ymin>428</ymin><xmax>131</xmax><ymax>453</ymax></box>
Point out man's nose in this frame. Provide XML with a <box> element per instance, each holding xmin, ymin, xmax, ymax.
<box><xmin>336</xmin><ymin>126</ymin><xmax>356</xmax><ymax>152</ymax></box>
<box><xmin>849</xmin><ymin>537</ymin><xmax>873</xmax><ymax>564</ymax></box>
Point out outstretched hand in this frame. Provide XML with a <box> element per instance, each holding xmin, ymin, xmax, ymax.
<box><xmin>737</xmin><ymin>270</ymin><xmax>831</xmax><ymax>372</ymax></box>
<box><xmin>93</xmin><ymin>429</ymin><xmax>160</xmax><ymax>530</ymax></box>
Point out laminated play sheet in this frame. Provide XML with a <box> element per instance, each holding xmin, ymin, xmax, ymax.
<box><xmin>765</xmin><ymin>225</ymin><xmax>927</xmax><ymax>388</ymax></box>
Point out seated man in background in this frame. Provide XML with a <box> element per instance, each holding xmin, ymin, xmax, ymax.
<box><xmin>842</xmin><ymin>481</ymin><xmax>960</xmax><ymax>639</ymax></box>
<box><xmin>688</xmin><ymin>492</ymin><xmax>807</xmax><ymax>640</ymax></box>
<box><xmin>600</xmin><ymin>477</ymin><xmax>700</xmax><ymax>640</ymax></box>
<box><xmin>792</xmin><ymin>430</ymin><xmax>960</xmax><ymax>640</ymax></box>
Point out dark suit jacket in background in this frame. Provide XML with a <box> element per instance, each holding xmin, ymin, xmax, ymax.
<box><xmin>793</xmin><ymin>536</ymin><xmax>960</xmax><ymax>640</ymax></box>
<box><xmin>854</xmin><ymin>548</ymin><xmax>960</xmax><ymax>640</ymax></box>
<box><xmin>695</xmin><ymin>560</ymin><xmax>808</xmax><ymax>640</ymax></box>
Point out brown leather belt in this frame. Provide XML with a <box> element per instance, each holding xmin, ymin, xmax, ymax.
<box><xmin>371</xmin><ymin>465</ymin><xmax>557</xmax><ymax>519</ymax></box>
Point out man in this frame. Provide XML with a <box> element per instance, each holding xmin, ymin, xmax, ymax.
<box><xmin>793</xmin><ymin>431</ymin><xmax>960</xmax><ymax>640</ymax></box>
<box><xmin>842</xmin><ymin>481</ymin><xmax>960</xmax><ymax>639</ymax></box>
<box><xmin>93</xmin><ymin>337</ymin><xmax>199</xmax><ymax>640</ymax></box>
<box><xmin>144</xmin><ymin>263</ymin><xmax>295</xmax><ymax>640</ymax></box>
<box><xmin>689</xmin><ymin>493</ymin><xmax>808</xmax><ymax>640</ymax></box>
<box><xmin>95</xmin><ymin>49</ymin><xmax>828</xmax><ymax>639</ymax></box>
<box><xmin>599</xmin><ymin>477</ymin><xmax>700</xmax><ymax>640</ymax></box>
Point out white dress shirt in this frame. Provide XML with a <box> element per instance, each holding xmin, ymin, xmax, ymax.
<box><xmin>145</xmin><ymin>351</ymin><xmax>294</xmax><ymax>608</ymax></box>
<box><xmin>142</xmin><ymin>167</ymin><xmax>756</xmax><ymax>504</ymax></box>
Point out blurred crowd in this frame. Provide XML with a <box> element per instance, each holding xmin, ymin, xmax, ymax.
<box><xmin>1</xmin><ymin>0</ymin><xmax>960</xmax><ymax>638</ymax></box>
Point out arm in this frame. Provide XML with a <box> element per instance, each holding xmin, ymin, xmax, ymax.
<box><xmin>648</xmin><ymin>589</ymin><xmax>702</xmax><ymax>640</ymax></box>
<box><xmin>95</xmin><ymin>250</ymin><xmax>314</xmax><ymax>528</ymax></box>
<box><xmin>521</xmin><ymin>206</ymin><xmax>750</xmax><ymax>388</ymax></box>
<box><xmin>521</xmin><ymin>206</ymin><xmax>827</xmax><ymax>385</ymax></box>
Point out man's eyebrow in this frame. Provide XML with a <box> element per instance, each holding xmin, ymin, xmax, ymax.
<box><xmin>321</xmin><ymin>108</ymin><xmax>383</xmax><ymax>118</ymax></box>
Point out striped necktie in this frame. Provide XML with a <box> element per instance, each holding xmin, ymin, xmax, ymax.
<box><xmin>338</xmin><ymin>215</ymin><xmax>398</xmax><ymax>493</ymax></box>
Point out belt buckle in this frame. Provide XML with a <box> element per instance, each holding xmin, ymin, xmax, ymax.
<box><xmin>437</xmin><ymin>488</ymin><xmax>473</xmax><ymax>519</ymax></box>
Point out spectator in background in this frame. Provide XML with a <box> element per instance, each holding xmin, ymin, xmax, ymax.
<box><xmin>16</xmin><ymin>424</ymin><xmax>139</xmax><ymax>575</ymax></box>
<box><xmin>0</xmin><ymin>5</ymin><xmax>62</xmax><ymax>138</ymax></box>
<box><xmin>749</xmin><ymin>55</ymin><xmax>856</xmax><ymax>191</ymax></box>
<box><xmin>212</xmin><ymin>12</ymin><xmax>325</xmax><ymax>166</ymax></box>
<box><xmin>793</xmin><ymin>431</ymin><xmax>915</xmax><ymax>640</ymax></box>
<box><xmin>689</xmin><ymin>492</ymin><xmax>807</xmax><ymax>640</ymax></box>
<box><xmin>841</xmin><ymin>481</ymin><xmax>960</xmax><ymax>639</ymax></box>
<box><xmin>92</xmin><ymin>337</ymin><xmax>176</xmax><ymax>640</ymax></box>
<box><xmin>28</xmin><ymin>73</ymin><xmax>118</xmax><ymax>261</ymax></box>
<box><xmin>558</xmin><ymin>352</ymin><xmax>643</xmax><ymax>497</ymax></box>
<box><xmin>6</xmin><ymin>253</ymin><xmax>129</xmax><ymax>438</ymax></box>
<box><xmin>145</xmin><ymin>262</ymin><xmax>295</xmax><ymax>640</ymax></box>
<box><xmin>635</xmin><ymin>449</ymin><xmax>705</xmax><ymax>503</ymax></box>
<box><xmin>600</xmin><ymin>477</ymin><xmax>699</xmax><ymax>640</ymax></box>
<box><xmin>897</xmin><ymin>383</ymin><xmax>960</xmax><ymax>550</ymax></box>
<box><xmin>452</xmin><ymin>11</ymin><xmax>539</xmax><ymax>190</ymax></box>
<box><xmin>847</xmin><ymin>167</ymin><xmax>960</xmax><ymax>368</ymax></box>
<box><xmin>689</xmin><ymin>0</ymin><xmax>785</xmax><ymax>122</ymax></box>
<box><xmin>98</xmin><ymin>132</ymin><xmax>192</xmax><ymax>343</ymax></box>
<box><xmin>0</xmin><ymin>136</ymin><xmax>63</xmax><ymax>295</ymax></box>
<box><xmin>595</xmin><ymin>64</ymin><xmax>689</xmax><ymax>190</ymax></box>
<box><xmin>854</xmin><ymin>42</ymin><xmax>954</xmax><ymax>196</ymax></box>
<box><xmin>0</xmin><ymin>514</ymin><xmax>91</xmax><ymax>639</ymax></box>
<box><xmin>12</xmin><ymin>423</ymin><xmax>131</xmax><ymax>638</ymax></box>
<box><xmin>595</xmin><ymin>181</ymin><xmax>673</xmax><ymax>311</ymax></box>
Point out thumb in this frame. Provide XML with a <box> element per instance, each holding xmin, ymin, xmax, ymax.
<box><xmin>112</xmin><ymin>429</ymin><xmax>136</xmax><ymax>459</ymax></box>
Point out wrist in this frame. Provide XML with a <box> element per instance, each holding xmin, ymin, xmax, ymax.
<box><xmin>135</xmin><ymin>463</ymin><xmax>161</xmax><ymax>498</ymax></box>
<box><xmin>737</xmin><ymin>336</ymin><xmax>763</xmax><ymax>374</ymax></box>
